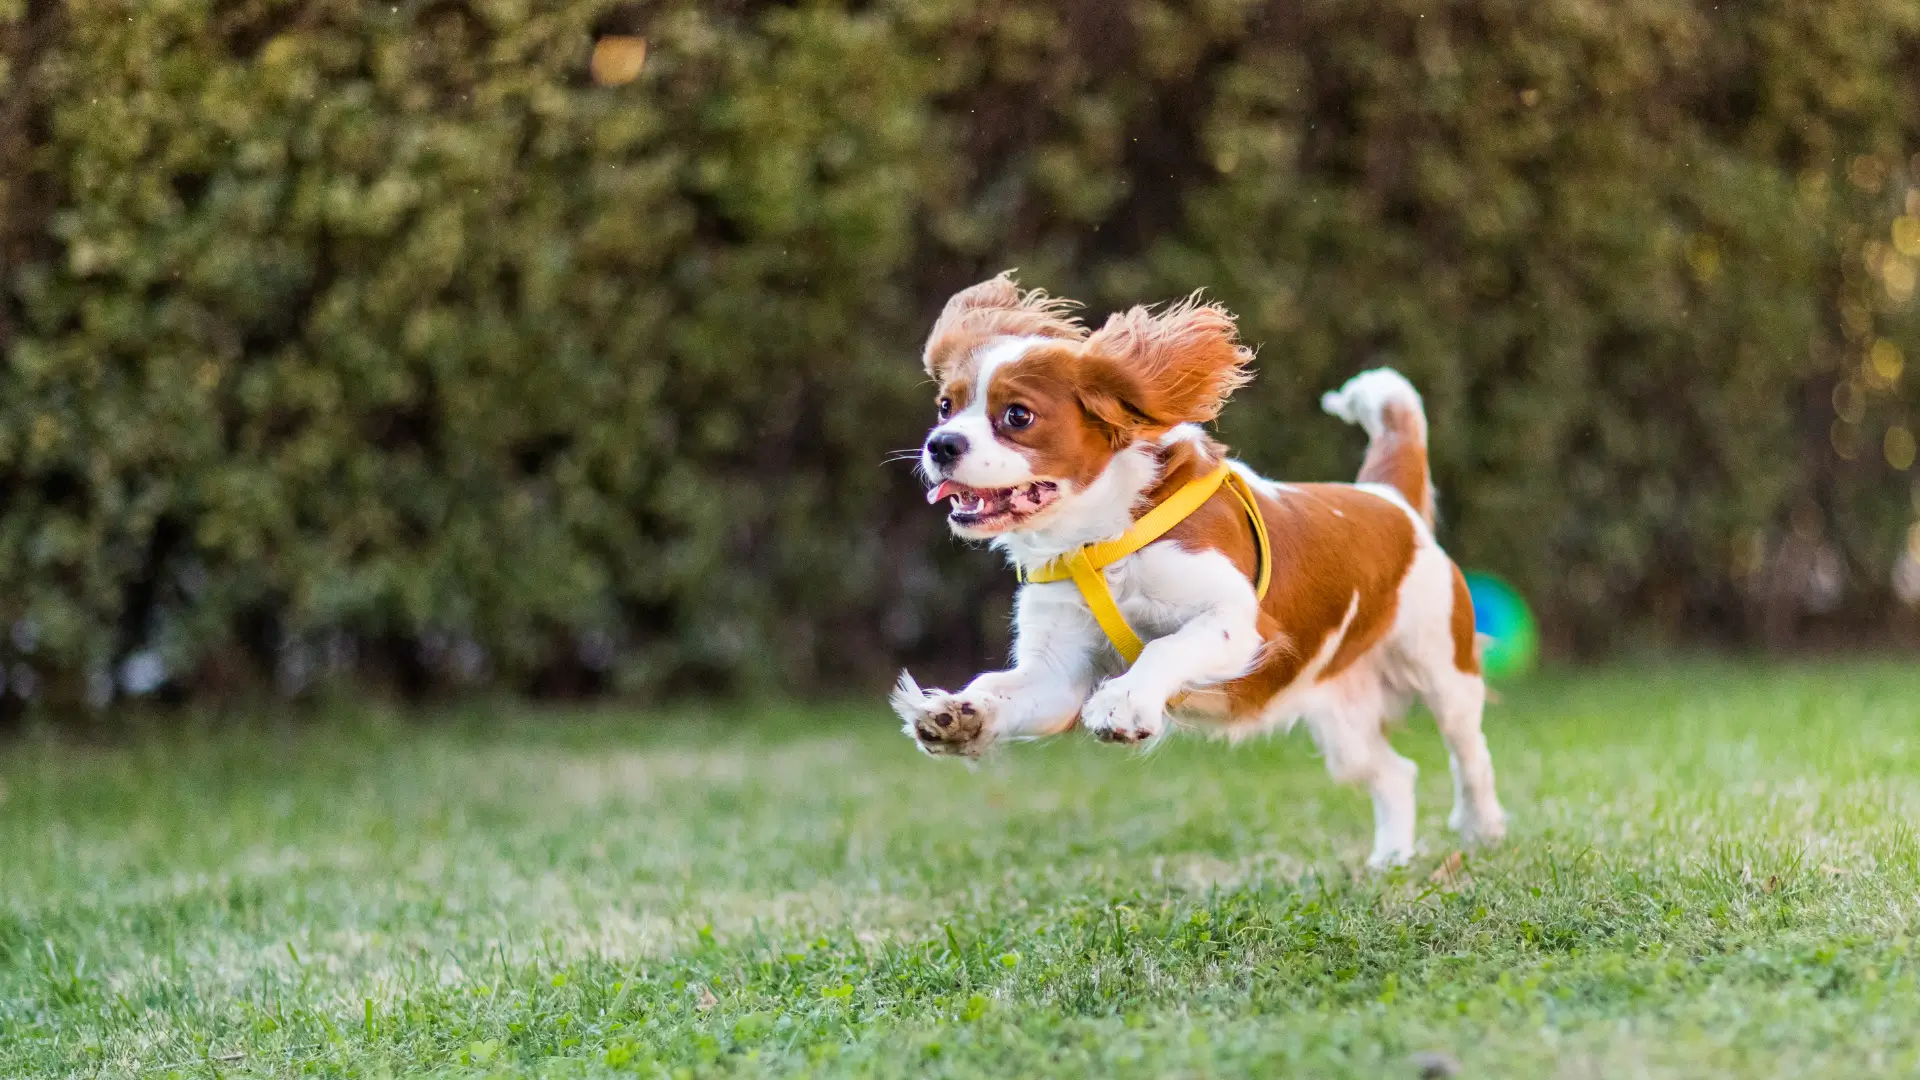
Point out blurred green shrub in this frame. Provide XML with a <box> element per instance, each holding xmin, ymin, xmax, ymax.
<box><xmin>0</xmin><ymin>0</ymin><xmax>1916</xmax><ymax>709</ymax></box>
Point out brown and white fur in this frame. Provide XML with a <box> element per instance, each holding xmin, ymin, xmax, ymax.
<box><xmin>891</xmin><ymin>273</ymin><xmax>1506</xmax><ymax>868</ymax></box>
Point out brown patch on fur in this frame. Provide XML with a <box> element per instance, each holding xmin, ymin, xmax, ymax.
<box><xmin>922</xmin><ymin>272</ymin><xmax>1085</xmax><ymax>383</ymax></box>
<box><xmin>1080</xmin><ymin>294</ymin><xmax>1254</xmax><ymax>436</ymax></box>
<box><xmin>1153</xmin><ymin>453</ymin><xmax>1419</xmax><ymax>719</ymax></box>
<box><xmin>984</xmin><ymin>347</ymin><xmax>1128</xmax><ymax>488</ymax></box>
<box><xmin>935</xmin><ymin>355</ymin><xmax>981</xmax><ymax>417</ymax></box>
<box><xmin>1145</xmin><ymin>438</ymin><xmax>1233</xmax><ymax>530</ymax></box>
<box><xmin>1357</xmin><ymin>401</ymin><xmax>1434</xmax><ymax>526</ymax></box>
<box><xmin>1450</xmin><ymin>563</ymin><xmax>1481</xmax><ymax>674</ymax></box>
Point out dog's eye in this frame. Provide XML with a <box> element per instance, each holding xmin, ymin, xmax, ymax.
<box><xmin>937</xmin><ymin>397</ymin><xmax>953</xmax><ymax>419</ymax></box>
<box><xmin>1003</xmin><ymin>404</ymin><xmax>1034</xmax><ymax>429</ymax></box>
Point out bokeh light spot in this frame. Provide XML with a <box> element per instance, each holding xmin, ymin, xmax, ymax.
<box><xmin>1894</xmin><ymin>215</ymin><xmax>1920</xmax><ymax>258</ymax></box>
<box><xmin>1870</xmin><ymin>339</ymin><xmax>1904</xmax><ymax>383</ymax></box>
<box><xmin>591</xmin><ymin>36</ymin><xmax>648</xmax><ymax>87</ymax></box>
<box><xmin>1885</xmin><ymin>257</ymin><xmax>1917</xmax><ymax>303</ymax></box>
<box><xmin>1886</xmin><ymin>426</ymin><xmax>1916</xmax><ymax>471</ymax></box>
<box><xmin>1833</xmin><ymin>381</ymin><xmax>1865</xmax><ymax>424</ymax></box>
<box><xmin>1832</xmin><ymin>421</ymin><xmax>1861</xmax><ymax>460</ymax></box>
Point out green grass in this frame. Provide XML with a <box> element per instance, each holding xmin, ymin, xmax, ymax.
<box><xmin>4</xmin><ymin>665</ymin><xmax>1920</xmax><ymax>1078</ymax></box>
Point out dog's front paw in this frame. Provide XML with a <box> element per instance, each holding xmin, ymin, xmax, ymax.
<box><xmin>890</xmin><ymin>672</ymin><xmax>995</xmax><ymax>759</ymax></box>
<box><xmin>1080</xmin><ymin>681</ymin><xmax>1166</xmax><ymax>746</ymax></box>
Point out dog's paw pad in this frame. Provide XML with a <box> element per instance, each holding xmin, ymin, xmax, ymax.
<box><xmin>892</xmin><ymin>673</ymin><xmax>994</xmax><ymax>758</ymax></box>
<box><xmin>1080</xmin><ymin>685</ymin><xmax>1166</xmax><ymax>746</ymax></box>
<box><xmin>912</xmin><ymin>699</ymin><xmax>987</xmax><ymax>753</ymax></box>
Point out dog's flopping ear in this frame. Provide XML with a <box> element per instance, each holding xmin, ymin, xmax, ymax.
<box><xmin>922</xmin><ymin>271</ymin><xmax>1085</xmax><ymax>381</ymax></box>
<box><xmin>1077</xmin><ymin>293</ymin><xmax>1253</xmax><ymax>441</ymax></box>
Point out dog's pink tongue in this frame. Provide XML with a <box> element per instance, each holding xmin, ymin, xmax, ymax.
<box><xmin>927</xmin><ymin>480</ymin><xmax>964</xmax><ymax>505</ymax></box>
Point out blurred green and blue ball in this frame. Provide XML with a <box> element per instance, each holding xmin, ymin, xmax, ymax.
<box><xmin>1464</xmin><ymin>572</ymin><xmax>1538</xmax><ymax>681</ymax></box>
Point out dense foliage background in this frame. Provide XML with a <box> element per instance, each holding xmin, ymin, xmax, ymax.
<box><xmin>2</xmin><ymin>0</ymin><xmax>1918</xmax><ymax>711</ymax></box>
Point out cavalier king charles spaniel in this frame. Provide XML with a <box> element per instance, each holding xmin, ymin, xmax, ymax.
<box><xmin>891</xmin><ymin>273</ymin><xmax>1505</xmax><ymax>867</ymax></box>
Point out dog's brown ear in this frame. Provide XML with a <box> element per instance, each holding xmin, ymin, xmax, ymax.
<box><xmin>922</xmin><ymin>271</ymin><xmax>1085</xmax><ymax>381</ymax></box>
<box><xmin>1072</xmin><ymin>356</ymin><xmax>1159</xmax><ymax>447</ymax></box>
<box><xmin>1078</xmin><ymin>293</ymin><xmax>1253</xmax><ymax>437</ymax></box>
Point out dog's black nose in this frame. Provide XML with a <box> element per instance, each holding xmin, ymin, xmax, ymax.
<box><xmin>926</xmin><ymin>431</ymin><xmax>969</xmax><ymax>468</ymax></box>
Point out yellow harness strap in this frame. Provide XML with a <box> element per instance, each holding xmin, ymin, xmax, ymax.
<box><xmin>1021</xmin><ymin>462</ymin><xmax>1272</xmax><ymax>666</ymax></box>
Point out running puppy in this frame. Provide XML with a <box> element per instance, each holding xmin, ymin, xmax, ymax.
<box><xmin>891</xmin><ymin>273</ymin><xmax>1506</xmax><ymax>867</ymax></box>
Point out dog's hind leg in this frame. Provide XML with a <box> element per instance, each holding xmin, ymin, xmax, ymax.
<box><xmin>1424</xmin><ymin>667</ymin><xmax>1506</xmax><ymax>845</ymax></box>
<box><xmin>1303</xmin><ymin>676</ymin><xmax>1419</xmax><ymax>869</ymax></box>
<box><xmin>1404</xmin><ymin>562</ymin><xmax>1507</xmax><ymax>846</ymax></box>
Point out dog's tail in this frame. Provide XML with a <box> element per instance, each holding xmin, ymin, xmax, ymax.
<box><xmin>1321</xmin><ymin>368</ymin><xmax>1435</xmax><ymax>527</ymax></box>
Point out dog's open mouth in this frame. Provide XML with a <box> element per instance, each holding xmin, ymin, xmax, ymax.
<box><xmin>927</xmin><ymin>479</ymin><xmax>1060</xmax><ymax>530</ymax></box>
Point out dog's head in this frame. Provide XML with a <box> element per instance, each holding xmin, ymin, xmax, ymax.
<box><xmin>917</xmin><ymin>272</ymin><xmax>1253</xmax><ymax>539</ymax></box>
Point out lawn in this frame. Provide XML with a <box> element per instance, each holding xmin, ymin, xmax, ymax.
<box><xmin>4</xmin><ymin>664</ymin><xmax>1920</xmax><ymax>1078</ymax></box>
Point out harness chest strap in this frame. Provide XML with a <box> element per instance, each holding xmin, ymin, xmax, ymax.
<box><xmin>1019</xmin><ymin>461</ymin><xmax>1273</xmax><ymax>666</ymax></box>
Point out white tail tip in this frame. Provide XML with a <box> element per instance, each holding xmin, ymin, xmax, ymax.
<box><xmin>1321</xmin><ymin>367</ymin><xmax>1425</xmax><ymax>440</ymax></box>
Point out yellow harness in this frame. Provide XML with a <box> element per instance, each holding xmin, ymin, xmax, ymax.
<box><xmin>1019</xmin><ymin>462</ymin><xmax>1272</xmax><ymax>665</ymax></box>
